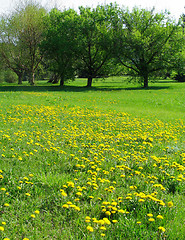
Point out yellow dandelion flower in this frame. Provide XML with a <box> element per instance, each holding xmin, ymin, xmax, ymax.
<box><xmin>75</xmin><ymin>206</ymin><xmax>80</xmax><ymax>211</ymax></box>
<box><xmin>61</xmin><ymin>192</ymin><xmax>67</xmax><ymax>197</ymax></box>
<box><xmin>25</xmin><ymin>193</ymin><xmax>31</xmax><ymax>196</ymax></box>
<box><xmin>137</xmin><ymin>221</ymin><xmax>141</xmax><ymax>224</ymax></box>
<box><xmin>167</xmin><ymin>201</ymin><xmax>174</xmax><ymax>207</ymax></box>
<box><xmin>157</xmin><ymin>215</ymin><xmax>163</xmax><ymax>219</ymax></box>
<box><xmin>112</xmin><ymin>220</ymin><xmax>118</xmax><ymax>223</ymax></box>
<box><xmin>98</xmin><ymin>220</ymin><xmax>105</xmax><ymax>225</ymax></box>
<box><xmin>118</xmin><ymin>209</ymin><xmax>126</xmax><ymax>213</ymax></box>
<box><xmin>105</xmin><ymin>211</ymin><xmax>111</xmax><ymax>216</ymax></box>
<box><xmin>4</xmin><ymin>203</ymin><xmax>9</xmax><ymax>207</ymax></box>
<box><xmin>147</xmin><ymin>213</ymin><xmax>153</xmax><ymax>217</ymax></box>
<box><xmin>103</xmin><ymin>218</ymin><xmax>111</xmax><ymax>225</ymax></box>
<box><xmin>158</xmin><ymin>226</ymin><xmax>165</xmax><ymax>232</ymax></box>
<box><xmin>2</xmin><ymin>222</ymin><xmax>6</xmax><ymax>225</ymax></box>
<box><xmin>35</xmin><ymin>210</ymin><xmax>40</xmax><ymax>214</ymax></box>
<box><xmin>148</xmin><ymin>218</ymin><xmax>155</xmax><ymax>222</ymax></box>
<box><xmin>0</xmin><ymin>226</ymin><xmax>4</xmax><ymax>231</ymax></box>
<box><xmin>100</xmin><ymin>226</ymin><xmax>106</xmax><ymax>230</ymax></box>
<box><xmin>125</xmin><ymin>196</ymin><xmax>132</xmax><ymax>200</ymax></box>
<box><xmin>86</xmin><ymin>226</ymin><xmax>93</xmax><ymax>232</ymax></box>
<box><xmin>101</xmin><ymin>233</ymin><xmax>105</xmax><ymax>237</ymax></box>
<box><xmin>62</xmin><ymin>204</ymin><xmax>69</xmax><ymax>208</ymax></box>
<box><xmin>31</xmin><ymin>214</ymin><xmax>36</xmax><ymax>218</ymax></box>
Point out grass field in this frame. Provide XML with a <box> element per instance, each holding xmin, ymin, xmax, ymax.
<box><xmin>0</xmin><ymin>77</ymin><xmax>185</xmax><ymax>239</ymax></box>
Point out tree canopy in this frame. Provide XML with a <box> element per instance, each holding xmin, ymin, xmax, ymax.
<box><xmin>0</xmin><ymin>0</ymin><xmax>46</xmax><ymax>85</ymax></box>
<box><xmin>0</xmin><ymin>1</ymin><xmax>184</xmax><ymax>87</ymax></box>
<box><xmin>113</xmin><ymin>7</ymin><xmax>183</xmax><ymax>87</ymax></box>
<box><xmin>41</xmin><ymin>8</ymin><xmax>79</xmax><ymax>86</ymax></box>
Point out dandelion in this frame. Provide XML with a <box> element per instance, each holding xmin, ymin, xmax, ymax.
<box><xmin>112</xmin><ymin>220</ymin><xmax>118</xmax><ymax>223</ymax></box>
<box><xmin>75</xmin><ymin>206</ymin><xmax>80</xmax><ymax>211</ymax></box>
<box><xmin>158</xmin><ymin>226</ymin><xmax>166</xmax><ymax>232</ymax></box>
<box><xmin>76</xmin><ymin>192</ymin><xmax>82</xmax><ymax>196</ymax></box>
<box><xmin>62</xmin><ymin>204</ymin><xmax>69</xmax><ymax>208</ymax></box>
<box><xmin>167</xmin><ymin>201</ymin><xmax>174</xmax><ymax>207</ymax></box>
<box><xmin>125</xmin><ymin>196</ymin><xmax>132</xmax><ymax>200</ymax></box>
<box><xmin>137</xmin><ymin>221</ymin><xmax>141</xmax><ymax>224</ymax></box>
<box><xmin>103</xmin><ymin>218</ymin><xmax>111</xmax><ymax>225</ymax></box>
<box><xmin>61</xmin><ymin>191</ymin><xmax>67</xmax><ymax>197</ymax></box>
<box><xmin>147</xmin><ymin>213</ymin><xmax>153</xmax><ymax>217</ymax></box>
<box><xmin>0</xmin><ymin>226</ymin><xmax>4</xmax><ymax>231</ymax></box>
<box><xmin>105</xmin><ymin>211</ymin><xmax>111</xmax><ymax>216</ymax></box>
<box><xmin>35</xmin><ymin>210</ymin><xmax>40</xmax><ymax>214</ymax></box>
<box><xmin>4</xmin><ymin>203</ymin><xmax>9</xmax><ymax>207</ymax></box>
<box><xmin>148</xmin><ymin>218</ymin><xmax>155</xmax><ymax>222</ymax></box>
<box><xmin>100</xmin><ymin>226</ymin><xmax>106</xmax><ymax>230</ymax></box>
<box><xmin>2</xmin><ymin>222</ymin><xmax>6</xmax><ymax>225</ymax></box>
<box><xmin>98</xmin><ymin>220</ymin><xmax>105</xmax><ymax>225</ymax></box>
<box><xmin>3</xmin><ymin>238</ymin><xmax>10</xmax><ymax>240</ymax></box>
<box><xmin>101</xmin><ymin>233</ymin><xmax>105</xmax><ymax>237</ymax></box>
<box><xmin>157</xmin><ymin>215</ymin><xmax>163</xmax><ymax>219</ymax></box>
<box><xmin>86</xmin><ymin>226</ymin><xmax>93</xmax><ymax>232</ymax></box>
<box><xmin>25</xmin><ymin>193</ymin><xmax>31</xmax><ymax>196</ymax></box>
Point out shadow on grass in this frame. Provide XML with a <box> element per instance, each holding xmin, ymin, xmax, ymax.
<box><xmin>0</xmin><ymin>85</ymin><xmax>171</xmax><ymax>92</ymax></box>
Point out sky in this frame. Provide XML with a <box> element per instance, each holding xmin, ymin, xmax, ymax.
<box><xmin>0</xmin><ymin>0</ymin><xmax>184</xmax><ymax>20</ymax></box>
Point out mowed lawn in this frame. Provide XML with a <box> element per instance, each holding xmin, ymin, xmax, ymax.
<box><xmin>0</xmin><ymin>77</ymin><xmax>185</xmax><ymax>240</ymax></box>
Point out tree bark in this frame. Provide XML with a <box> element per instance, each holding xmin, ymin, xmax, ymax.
<box><xmin>87</xmin><ymin>76</ymin><xmax>93</xmax><ymax>87</ymax></box>
<box><xmin>18</xmin><ymin>74</ymin><xmax>23</xmax><ymax>84</ymax></box>
<box><xmin>60</xmin><ymin>77</ymin><xmax>64</xmax><ymax>86</ymax></box>
<box><xmin>30</xmin><ymin>72</ymin><xmax>35</xmax><ymax>85</ymax></box>
<box><xmin>143</xmin><ymin>74</ymin><xmax>148</xmax><ymax>88</ymax></box>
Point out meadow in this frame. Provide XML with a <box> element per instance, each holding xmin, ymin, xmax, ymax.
<box><xmin>0</xmin><ymin>77</ymin><xmax>185</xmax><ymax>239</ymax></box>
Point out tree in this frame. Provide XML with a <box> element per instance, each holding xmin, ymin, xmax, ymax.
<box><xmin>114</xmin><ymin>7</ymin><xmax>182</xmax><ymax>88</ymax></box>
<box><xmin>0</xmin><ymin>15</ymin><xmax>26</xmax><ymax>84</ymax></box>
<box><xmin>41</xmin><ymin>8</ymin><xmax>79</xmax><ymax>86</ymax></box>
<box><xmin>0</xmin><ymin>0</ymin><xmax>46</xmax><ymax>85</ymax></box>
<box><xmin>77</xmin><ymin>4</ymin><xmax>117</xmax><ymax>87</ymax></box>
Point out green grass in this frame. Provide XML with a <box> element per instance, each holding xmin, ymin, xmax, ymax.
<box><xmin>0</xmin><ymin>77</ymin><xmax>185</xmax><ymax>239</ymax></box>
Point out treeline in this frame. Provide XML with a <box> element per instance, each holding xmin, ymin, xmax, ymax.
<box><xmin>0</xmin><ymin>0</ymin><xmax>185</xmax><ymax>87</ymax></box>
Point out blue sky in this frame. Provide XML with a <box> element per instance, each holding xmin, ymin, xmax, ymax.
<box><xmin>0</xmin><ymin>0</ymin><xmax>184</xmax><ymax>20</ymax></box>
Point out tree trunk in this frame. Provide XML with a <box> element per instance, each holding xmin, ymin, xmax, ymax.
<box><xmin>143</xmin><ymin>74</ymin><xmax>148</xmax><ymax>88</ymax></box>
<box><xmin>18</xmin><ymin>73</ymin><xmax>23</xmax><ymax>85</ymax></box>
<box><xmin>30</xmin><ymin>72</ymin><xmax>35</xmax><ymax>85</ymax></box>
<box><xmin>87</xmin><ymin>76</ymin><xmax>93</xmax><ymax>87</ymax></box>
<box><xmin>60</xmin><ymin>77</ymin><xmax>64</xmax><ymax>86</ymax></box>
